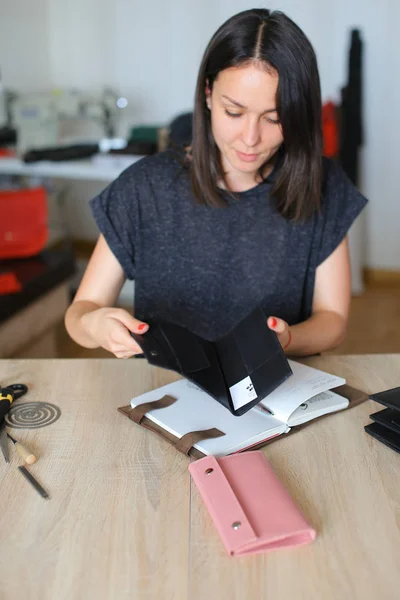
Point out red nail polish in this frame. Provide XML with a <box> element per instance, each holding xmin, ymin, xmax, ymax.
<box><xmin>270</xmin><ymin>318</ymin><xmax>277</xmax><ymax>328</ymax></box>
<box><xmin>138</xmin><ymin>323</ymin><xmax>146</xmax><ymax>331</ymax></box>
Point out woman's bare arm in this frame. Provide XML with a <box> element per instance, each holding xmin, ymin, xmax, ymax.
<box><xmin>65</xmin><ymin>235</ymin><xmax>148</xmax><ymax>355</ymax></box>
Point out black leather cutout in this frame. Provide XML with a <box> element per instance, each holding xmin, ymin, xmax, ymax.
<box><xmin>131</xmin><ymin>306</ymin><xmax>292</xmax><ymax>416</ymax></box>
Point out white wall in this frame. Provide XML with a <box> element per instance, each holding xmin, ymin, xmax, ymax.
<box><xmin>0</xmin><ymin>0</ymin><xmax>51</xmax><ymax>90</ymax></box>
<box><xmin>331</xmin><ymin>0</ymin><xmax>400</xmax><ymax>271</ymax></box>
<box><xmin>46</xmin><ymin>0</ymin><xmax>346</xmax><ymax>130</ymax></box>
<box><xmin>1</xmin><ymin>0</ymin><xmax>399</xmax><ymax>270</ymax></box>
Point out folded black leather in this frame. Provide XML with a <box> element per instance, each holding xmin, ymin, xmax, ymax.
<box><xmin>214</xmin><ymin>307</ymin><xmax>292</xmax><ymax>412</ymax></box>
<box><xmin>131</xmin><ymin>306</ymin><xmax>292</xmax><ymax>416</ymax></box>
<box><xmin>365</xmin><ymin>422</ymin><xmax>400</xmax><ymax>455</ymax></box>
<box><xmin>369</xmin><ymin>387</ymin><xmax>400</xmax><ymax>411</ymax></box>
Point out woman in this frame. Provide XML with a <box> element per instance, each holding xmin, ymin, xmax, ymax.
<box><xmin>65</xmin><ymin>8</ymin><xmax>367</xmax><ymax>358</ymax></box>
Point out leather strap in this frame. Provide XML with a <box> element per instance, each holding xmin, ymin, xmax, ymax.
<box><xmin>119</xmin><ymin>383</ymin><xmax>369</xmax><ymax>459</ymax></box>
<box><xmin>175</xmin><ymin>428</ymin><xmax>226</xmax><ymax>456</ymax></box>
<box><xmin>118</xmin><ymin>400</ymin><xmax>226</xmax><ymax>457</ymax></box>
<box><xmin>335</xmin><ymin>384</ymin><xmax>368</xmax><ymax>407</ymax></box>
<box><xmin>118</xmin><ymin>394</ymin><xmax>177</xmax><ymax>424</ymax></box>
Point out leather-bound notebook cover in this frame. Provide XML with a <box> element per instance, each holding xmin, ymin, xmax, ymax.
<box><xmin>368</xmin><ymin>387</ymin><xmax>400</xmax><ymax>411</ymax></box>
<box><xmin>364</xmin><ymin>421</ymin><xmax>400</xmax><ymax>455</ymax></box>
<box><xmin>365</xmin><ymin>387</ymin><xmax>400</xmax><ymax>454</ymax></box>
<box><xmin>130</xmin><ymin>306</ymin><xmax>292</xmax><ymax>416</ymax></box>
<box><xmin>118</xmin><ymin>384</ymin><xmax>368</xmax><ymax>459</ymax></box>
<box><xmin>369</xmin><ymin>407</ymin><xmax>400</xmax><ymax>435</ymax></box>
<box><xmin>189</xmin><ymin>451</ymin><xmax>316</xmax><ymax>556</ymax></box>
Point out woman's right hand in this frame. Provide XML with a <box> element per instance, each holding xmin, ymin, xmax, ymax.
<box><xmin>80</xmin><ymin>307</ymin><xmax>149</xmax><ymax>358</ymax></box>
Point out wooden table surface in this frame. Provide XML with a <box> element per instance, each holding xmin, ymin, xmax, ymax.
<box><xmin>0</xmin><ymin>355</ymin><xmax>399</xmax><ymax>600</ymax></box>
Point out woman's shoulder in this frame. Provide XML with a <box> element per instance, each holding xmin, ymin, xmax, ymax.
<box><xmin>321</xmin><ymin>156</ymin><xmax>348</xmax><ymax>189</ymax></box>
<box><xmin>320</xmin><ymin>156</ymin><xmax>367</xmax><ymax>211</ymax></box>
<box><xmin>115</xmin><ymin>149</ymin><xmax>188</xmax><ymax>189</ymax></box>
<box><xmin>90</xmin><ymin>148</ymin><xmax>191</xmax><ymax>217</ymax></box>
<box><xmin>321</xmin><ymin>156</ymin><xmax>361</xmax><ymax>197</ymax></box>
<box><xmin>317</xmin><ymin>156</ymin><xmax>367</xmax><ymax>232</ymax></box>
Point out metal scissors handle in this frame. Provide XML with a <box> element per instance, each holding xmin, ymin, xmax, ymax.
<box><xmin>2</xmin><ymin>384</ymin><xmax>28</xmax><ymax>400</ymax></box>
<box><xmin>0</xmin><ymin>383</ymin><xmax>28</xmax><ymax>463</ymax></box>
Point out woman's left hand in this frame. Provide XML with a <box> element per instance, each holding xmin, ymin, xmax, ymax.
<box><xmin>267</xmin><ymin>316</ymin><xmax>291</xmax><ymax>351</ymax></box>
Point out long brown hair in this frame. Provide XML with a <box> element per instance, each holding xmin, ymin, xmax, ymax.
<box><xmin>190</xmin><ymin>9</ymin><xmax>323</xmax><ymax>221</ymax></box>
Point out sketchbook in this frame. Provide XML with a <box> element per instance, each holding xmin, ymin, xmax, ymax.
<box><xmin>119</xmin><ymin>360</ymin><xmax>367</xmax><ymax>457</ymax></box>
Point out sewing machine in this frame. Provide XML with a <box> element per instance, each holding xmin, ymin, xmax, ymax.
<box><xmin>11</xmin><ymin>88</ymin><xmax>127</xmax><ymax>154</ymax></box>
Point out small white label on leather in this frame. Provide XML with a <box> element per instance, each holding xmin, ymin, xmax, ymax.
<box><xmin>230</xmin><ymin>376</ymin><xmax>257</xmax><ymax>410</ymax></box>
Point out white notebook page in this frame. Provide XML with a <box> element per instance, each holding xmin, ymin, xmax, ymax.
<box><xmin>259</xmin><ymin>360</ymin><xmax>346</xmax><ymax>423</ymax></box>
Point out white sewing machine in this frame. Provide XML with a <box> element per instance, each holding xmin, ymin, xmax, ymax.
<box><xmin>11</xmin><ymin>88</ymin><xmax>128</xmax><ymax>154</ymax></box>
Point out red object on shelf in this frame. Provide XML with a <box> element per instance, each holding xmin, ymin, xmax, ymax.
<box><xmin>0</xmin><ymin>148</ymin><xmax>16</xmax><ymax>158</ymax></box>
<box><xmin>0</xmin><ymin>272</ymin><xmax>22</xmax><ymax>295</ymax></box>
<box><xmin>322</xmin><ymin>101</ymin><xmax>339</xmax><ymax>158</ymax></box>
<box><xmin>0</xmin><ymin>187</ymin><xmax>48</xmax><ymax>259</ymax></box>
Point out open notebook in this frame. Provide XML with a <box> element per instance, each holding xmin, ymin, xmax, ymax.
<box><xmin>128</xmin><ymin>360</ymin><xmax>348</xmax><ymax>457</ymax></box>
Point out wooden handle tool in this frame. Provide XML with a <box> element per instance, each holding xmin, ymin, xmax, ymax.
<box><xmin>7</xmin><ymin>433</ymin><xmax>37</xmax><ymax>464</ymax></box>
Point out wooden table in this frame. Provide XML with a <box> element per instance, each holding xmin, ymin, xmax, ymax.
<box><xmin>0</xmin><ymin>355</ymin><xmax>399</xmax><ymax>600</ymax></box>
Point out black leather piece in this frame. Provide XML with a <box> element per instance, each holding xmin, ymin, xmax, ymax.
<box><xmin>131</xmin><ymin>306</ymin><xmax>292</xmax><ymax>416</ymax></box>
<box><xmin>233</xmin><ymin>306</ymin><xmax>279</xmax><ymax>372</ymax></box>
<box><xmin>186</xmin><ymin>341</ymin><xmax>232</xmax><ymax>412</ymax></box>
<box><xmin>157</xmin><ymin>321</ymin><xmax>210</xmax><ymax>373</ymax></box>
<box><xmin>132</xmin><ymin>322</ymin><xmax>232</xmax><ymax>411</ymax></box>
<box><xmin>365</xmin><ymin>422</ymin><xmax>400</xmax><ymax>455</ymax></box>
<box><xmin>213</xmin><ymin>306</ymin><xmax>293</xmax><ymax>415</ymax></box>
<box><xmin>369</xmin><ymin>387</ymin><xmax>400</xmax><ymax>411</ymax></box>
<box><xmin>23</xmin><ymin>144</ymin><xmax>99</xmax><ymax>163</ymax></box>
<box><xmin>365</xmin><ymin>388</ymin><xmax>400</xmax><ymax>456</ymax></box>
<box><xmin>131</xmin><ymin>320</ymin><xmax>210</xmax><ymax>373</ymax></box>
<box><xmin>131</xmin><ymin>322</ymin><xmax>182</xmax><ymax>372</ymax></box>
<box><xmin>370</xmin><ymin>408</ymin><xmax>400</xmax><ymax>435</ymax></box>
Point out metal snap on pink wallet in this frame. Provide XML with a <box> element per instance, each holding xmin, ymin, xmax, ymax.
<box><xmin>188</xmin><ymin>451</ymin><xmax>316</xmax><ymax>556</ymax></box>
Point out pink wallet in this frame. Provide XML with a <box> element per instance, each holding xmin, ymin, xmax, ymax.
<box><xmin>189</xmin><ymin>451</ymin><xmax>316</xmax><ymax>556</ymax></box>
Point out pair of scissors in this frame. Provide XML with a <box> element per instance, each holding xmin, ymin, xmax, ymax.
<box><xmin>0</xmin><ymin>384</ymin><xmax>28</xmax><ymax>463</ymax></box>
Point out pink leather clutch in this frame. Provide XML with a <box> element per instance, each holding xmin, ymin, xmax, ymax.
<box><xmin>189</xmin><ymin>451</ymin><xmax>316</xmax><ymax>556</ymax></box>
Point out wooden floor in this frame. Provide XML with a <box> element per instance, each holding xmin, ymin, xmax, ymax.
<box><xmin>329</xmin><ymin>283</ymin><xmax>400</xmax><ymax>355</ymax></box>
<box><xmin>52</xmin><ymin>283</ymin><xmax>400</xmax><ymax>359</ymax></box>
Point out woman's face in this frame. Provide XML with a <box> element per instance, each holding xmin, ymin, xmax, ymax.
<box><xmin>206</xmin><ymin>62</ymin><xmax>284</xmax><ymax>189</ymax></box>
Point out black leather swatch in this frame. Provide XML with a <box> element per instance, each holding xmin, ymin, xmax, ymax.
<box><xmin>370</xmin><ymin>408</ymin><xmax>400</xmax><ymax>435</ymax></box>
<box><xmin>365</xmin><ymin>422</ymin><xmax>400</xmax><ymax>455</ymax></box>
<box><xmin>369</xmin><ymin>387</ymin><xmax>400</xmax><ymax>411</ymax></box>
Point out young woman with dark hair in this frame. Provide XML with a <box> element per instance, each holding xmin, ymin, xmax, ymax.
<box><xmin>191</xmin><ymin>9</ymin><xmax>323</xmax><ymax>220</ymax></box>
<box><xmin>65</xmin><ymin>9</ymin><xmax>367</xmax><ymax>358</ymax></box>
